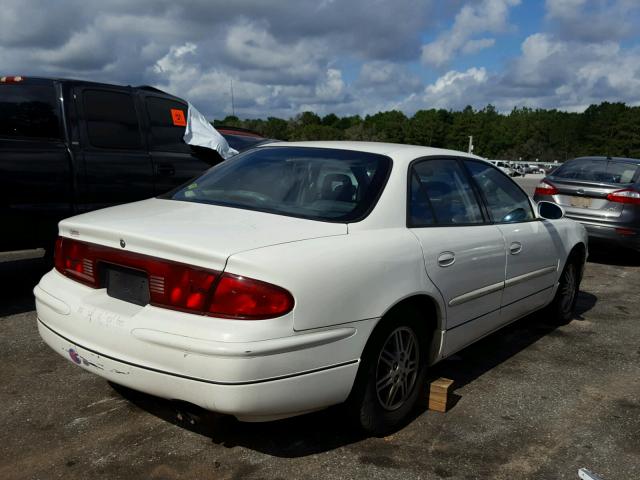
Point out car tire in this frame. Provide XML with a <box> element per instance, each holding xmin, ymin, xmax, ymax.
<box><xmin>547</xmin><ymin>257</ymin><xmax>581</xmax><ymax>324</ymax></box>
<box><xmin>347</xmin><ymin>308</ymin><xmax>428</xmax><ymax>435</ymax></box>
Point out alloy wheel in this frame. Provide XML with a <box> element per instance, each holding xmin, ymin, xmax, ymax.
<box><xmin>375</xmin><ymin>326</ymin><xmax>420</xmax><ymax>411</ymax></box>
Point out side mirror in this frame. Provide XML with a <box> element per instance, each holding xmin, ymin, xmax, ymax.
<box><xmin>538</xmin><ymin>201</ymin><xmax>564</xmax><ymax>220</ymax></box>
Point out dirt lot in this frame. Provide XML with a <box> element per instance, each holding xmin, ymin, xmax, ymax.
<box><xmin>1</xmin><ymin>181</ymin><xmax>638</xmax><ymax>480</ymax></box>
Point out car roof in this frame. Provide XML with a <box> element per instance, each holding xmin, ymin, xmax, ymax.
<box><xmin>258</xmin><ymin>140</ymin><xmax>486</xmax><ymax>165</ymax></box>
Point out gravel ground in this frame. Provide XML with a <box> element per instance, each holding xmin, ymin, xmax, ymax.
<box><xmin>1</xmin><ymin>177</ymin><xmax>638</xmax><ymax>480</ymax></box>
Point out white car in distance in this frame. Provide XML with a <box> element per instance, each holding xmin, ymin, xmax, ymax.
<box><xmin>35</xmin><ymin>142</ymin><xmax>587</xmax><ymax>434</ymax></box>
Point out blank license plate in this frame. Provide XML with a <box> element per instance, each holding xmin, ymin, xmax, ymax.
<box><xmin>103</xmin><ymin>264</ymin><xmax>150</xmax><ymax>306</ymax></box>
<box><xmin>570</xmin><ymin>196</ymin><xmax>592</xmax><ymax>208</ymax></box>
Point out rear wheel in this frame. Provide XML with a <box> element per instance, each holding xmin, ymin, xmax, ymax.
<box><xmin>347</xmin><ymin>309</ymin><xmax>428</xmax><ymax>435</ymax></box>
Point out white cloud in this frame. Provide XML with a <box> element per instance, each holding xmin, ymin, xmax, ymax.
<box><xmin>462</xmin><ymin>38</ymin><xmax>496</xmax><ymax>55</ymax></box>
<box><xmin>421</xmin><ymin>0</ymin><xmax>520</xmax><ymax>67</ymax></box>
<box><xmin>545</xmin><ymin>0</ymin><xmax>640</xmax><ymax>42</ymax></box>
<box><xmin>422</xmin><ymin>67</ymin><xmax>489</xmax><ymax>108</ymax></box>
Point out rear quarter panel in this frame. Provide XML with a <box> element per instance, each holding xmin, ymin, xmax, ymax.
<box><xmin>224</xmin><ymin>228</ymin><xmax>446</xmax><ymax>332</ymax></box>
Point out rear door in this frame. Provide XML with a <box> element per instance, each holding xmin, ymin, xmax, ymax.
<box><xmin>75</xmin><ymin>86</ymin><xmax>154</xmax><ymax>211</ymax></box>
<box><xmin>463</xmin><ymin>159</ymin><xmax>559</xmax><ymax>321</ymax></box>
<box><xmin>408</xmin><ymin>157</ymin><xmax>506</xmax><ymax>355</ymax></box>
<box><xmin>0</xmin><ymin>79</ymin><xmax>73</xmax><ymax>250</ymax></box>
<box><xmin>141</xmin><ymin>94</ymin><xmax>220</xmax><ymax>195</ymax></box>
<box><xmin>547</xmin><ymin>158</ymin><xmax>640</xmax><ymax>225</ymax></box>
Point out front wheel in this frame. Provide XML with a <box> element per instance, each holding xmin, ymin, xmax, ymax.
<box><xmin>347</xmin><ymin>310</ymin><xmax>428</xmax><ymax>435</ymax></box>
<box><xmin>547</xmin><ymin>259</ymin><xmax>581</xmax><ymax>323</ymax></box>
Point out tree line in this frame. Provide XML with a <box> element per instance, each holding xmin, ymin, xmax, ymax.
<box><xmin>213</xmin><ymin>102</ymin><xmax>640</xmax><ymax>162</ymax></box>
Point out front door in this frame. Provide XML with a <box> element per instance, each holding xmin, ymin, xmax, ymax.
<box><xmin>408</xmin><ymin>158</ymin><xmax>506</xmax><ymax>356</ymax></box>
<box><xmin>140</xmin><ymin>94</ymin><xmax>218</xmax><ymax>195</ymax></box>
<box><xmin>463</xmin><ymin>159</ymin><xmax>559</xmax><ymax>322</ymax></box>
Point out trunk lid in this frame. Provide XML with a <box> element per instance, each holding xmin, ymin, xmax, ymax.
<box><xmin>547</xmin><ymin>177</ymin><xmax>625</xmax><ymax>220</ymax></box>
<box><xmin>58</xmin><ymin>198</ymin><xmax>347</xmax><ymax>271</ymax></box>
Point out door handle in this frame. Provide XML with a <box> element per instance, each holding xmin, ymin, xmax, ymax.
<box><xmin>510</xmin><ymin>242</ymin><xmax>523</xmax><ymax>255</ymax></box>
<box><xmin>156</xmin><ymin>164</ymin><xmax>175</xmax><ymax>176</ymax></box>
<box><xmin>437</xmin><ymin>251</ymin><xmax>455</xmax><ymax>267</ymax></box>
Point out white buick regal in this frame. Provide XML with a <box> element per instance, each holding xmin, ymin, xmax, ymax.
<box><xmin>35</xmin><ymin>142</ymin><xmax>587</xmax><ymax>433</ymax></box>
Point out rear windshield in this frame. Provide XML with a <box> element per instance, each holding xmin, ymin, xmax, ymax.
<box><xmin>0</xmin><ymin>83</ymin><xmax>60</xmax><ymax>140</ymax></box>
<box><xmin>168</xmin><ymin>146</ymin><xmax>392</xmax><ymax>222</ymax></box>
<box><xmin>552</xmin><ymin>158</ymin><xmax>639</xmax><ymax>184</ymax></box>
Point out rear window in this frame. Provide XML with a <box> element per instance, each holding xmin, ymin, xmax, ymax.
<box><xmin>168</xmin><ymin>146</ymin><xmax>391</xmax><ymax>222</ymax></box>
<box><xmin>0</xmin><ymin>84</ymin><xmax>60</xmax><ymax>140</ymax></box>
<box><xmin>552</xmin><ymin>158</ymin><xmax>639</xmax><ymax>184</ymax></box>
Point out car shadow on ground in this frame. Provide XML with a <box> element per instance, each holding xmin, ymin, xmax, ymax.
<box><xmin>110</xmin><ymin>289</ymin><xmax>598</xmax><ymax>458</ymax></box>
<box><xmin>0</xmin><ymin>256</ymin><xmax>48</xmax><ymax>317</ymax></box>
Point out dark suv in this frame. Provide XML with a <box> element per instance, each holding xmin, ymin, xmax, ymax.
<box><xmin>0</xmin><ymin>76</ymin><xmax>270</xmax><ymax>255</ymax></box>
<box><xmin>533</xmin><ymin>156</ymin><xmax>640</xmax><ymax>250</ymax></box>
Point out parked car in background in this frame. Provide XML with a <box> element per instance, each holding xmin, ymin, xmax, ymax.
<box><xmin>35</xmin><ymin>141</ymin><xmax>587</xmax><ymax>434</ymax></box>
<box><xmin>215</xmin><ymin>125</ymin><xmax>275</xmax><ymax>152</ymax></box>
<box><xmin>0</xmin><ymin>76</ymin><xmax>271</xmax><ymax>255</ymax></box>
<box><xmin>534</xmin><ymin>156</ymin><xmax>640</xmax><ymax>250</ymax></box>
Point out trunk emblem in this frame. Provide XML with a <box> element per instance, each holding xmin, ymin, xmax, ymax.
<box><xmin>120</xmin><ymin>239</ymin><xmax>126</xmax><ymax>248</ymax></box>
<box><xmin>577</xmin><ymin>189</ymin><xmax>585</xmax><ymax>195</ymax></box>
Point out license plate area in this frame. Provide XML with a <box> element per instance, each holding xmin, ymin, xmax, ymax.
<box><xmin>570</xmin><ymin>196</ymin><xmax>593</xmax><ymax>208</ymax></box>
<box><xmin>101</xmin><ymin>264</ymin><xmax>150</xmax><ymax>306</ymax></box>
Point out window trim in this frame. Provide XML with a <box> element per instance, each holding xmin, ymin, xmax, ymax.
<box><xmin>461</xmin><ymin>158</ymin><xmax>538</xmax><ymax>225</ymax></box>
<box><xmin>406</xmin><ymin>156</ymin><xmax>490</xmax><ymax>228</ymax></box>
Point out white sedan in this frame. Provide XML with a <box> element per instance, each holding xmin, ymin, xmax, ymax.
<box><xmin>35</xmin><ymin>141</ymin><xmax>587</xmax><ymax>434</ymax></box>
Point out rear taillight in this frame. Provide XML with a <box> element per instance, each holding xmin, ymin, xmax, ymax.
<box><xmin>607</xmin><ymin>188</ymin><xmax>640</xmax><ymax>205</ymax></box>
<box><xmin>534</xmin><ymin>180</ymin><xmax>558</xmax><ymax>196</ymax></box>
<box><xmin>209</xmin><ymin>273</ymin><xmax>294</xmax><ymax>320</ymax></box>
<box><xmin>0</xmin><ymin>76</ymin><xmax>24</xmax><ymax>83</ymax></box>
<box><xmin>54</xmin><ymin>237</ymin><xmax>98</xmax><ymax>287</ymax></box>
<box><xmin>53</xmin><ymin>237</ymin><xmax>294</xmax><ymax>319</ymax></box>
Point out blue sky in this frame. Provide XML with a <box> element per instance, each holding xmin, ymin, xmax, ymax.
<box><xmin>2</xmin><ymin>0</ymin><xmax>640</xmax><ymax>118</ymax></box>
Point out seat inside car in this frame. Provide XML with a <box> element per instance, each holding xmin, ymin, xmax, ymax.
<box><xmin>321</xmin><ymin>173</ymin><xmax>356</xmax><ymax>202</ymax></box>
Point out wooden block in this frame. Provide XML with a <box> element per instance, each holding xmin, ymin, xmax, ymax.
<box><xmin>428</xmin><ymin>377</ymin><xmax>454</xmax><ymax>412</ymax></box>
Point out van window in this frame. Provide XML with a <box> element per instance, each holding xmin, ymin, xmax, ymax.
<box><xmin>83</xmin><ymin>90</ymin><xmax>142</xmax><ymax>149</ymax></box>
<box><xmin>145</xmin><ymin>96</ymin><xmax>190</xmax><ymax>153</ymax></box>
<box><xmin>0</xmin><ymin>84</ymin><xmax>60</xmax><ymax>140</ymax></box>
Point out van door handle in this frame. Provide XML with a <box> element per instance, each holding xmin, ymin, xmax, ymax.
<box><xmin>156</xmin><ymin>164</ymin><xmax>175</xmax><ymax>176</ymax></box>
<box><xmin>510</xmin><ymin>242</ymin><xmax>523</xmax><ymax>255</ymax></box>
<box><xmin>437</xmin><ymin>251</ymin><xmax>455</xmax><ymax>267</ymax></box>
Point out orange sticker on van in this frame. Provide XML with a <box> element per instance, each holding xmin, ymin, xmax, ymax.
<box><xmin>171</xmin><ymin>109</ymin><xmax>186</xmax><ymax>126</ymax></box>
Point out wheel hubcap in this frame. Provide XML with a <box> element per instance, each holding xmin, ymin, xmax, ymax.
<box><xmin>375</xmin><ymin>326</ymin><xmax>420</xmax><ymax>411</ymax></box>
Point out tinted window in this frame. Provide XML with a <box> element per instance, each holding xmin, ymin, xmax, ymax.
<box><xmin>410</xmin><ymin>159</ymin><xmax>484</xmax><ymax>226</ymax></box>
<box><xmin>145</xmin><ymin>96</ymin><xmax>190</xmax><ymax>153</ymax></box>
<box><xmin>169</xmin><ymin>147</ymin><xmax>391</xmax><ymax>222</ymax></box>
<box><xmin>465</xmin><ymin>160</ymin><xmax>534</xmax><ymax>223</ymax></box>
<box><xmin>552</xmin><ymin>158</ymin><xmax>639</xmax><ymax>185</ymax></box>
<box><xmin>0</xmin><ymin>84</ymin><xmax>60</xmax><ymax>139</ymax></box>
<box><xmin>83</xmin><ymin>90</ymin><xmax>141</xmax><ymax>149</ymax></box>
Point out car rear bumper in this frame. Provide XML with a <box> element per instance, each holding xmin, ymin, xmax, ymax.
<box><xmin>34</xmin><ymin>270</ymin><xmax>372</xmax><ymax>421</ymax></box>
<box><xmin>569</xmin><ymin>219</ymin><xmax>640</xmax><ymax>250</ymax></box>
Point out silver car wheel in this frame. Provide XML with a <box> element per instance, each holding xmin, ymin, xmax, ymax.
<box><xmin>375</xmin><ymin>326</ymin><xmax>419</xmax><ymax>411</ymax></box>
